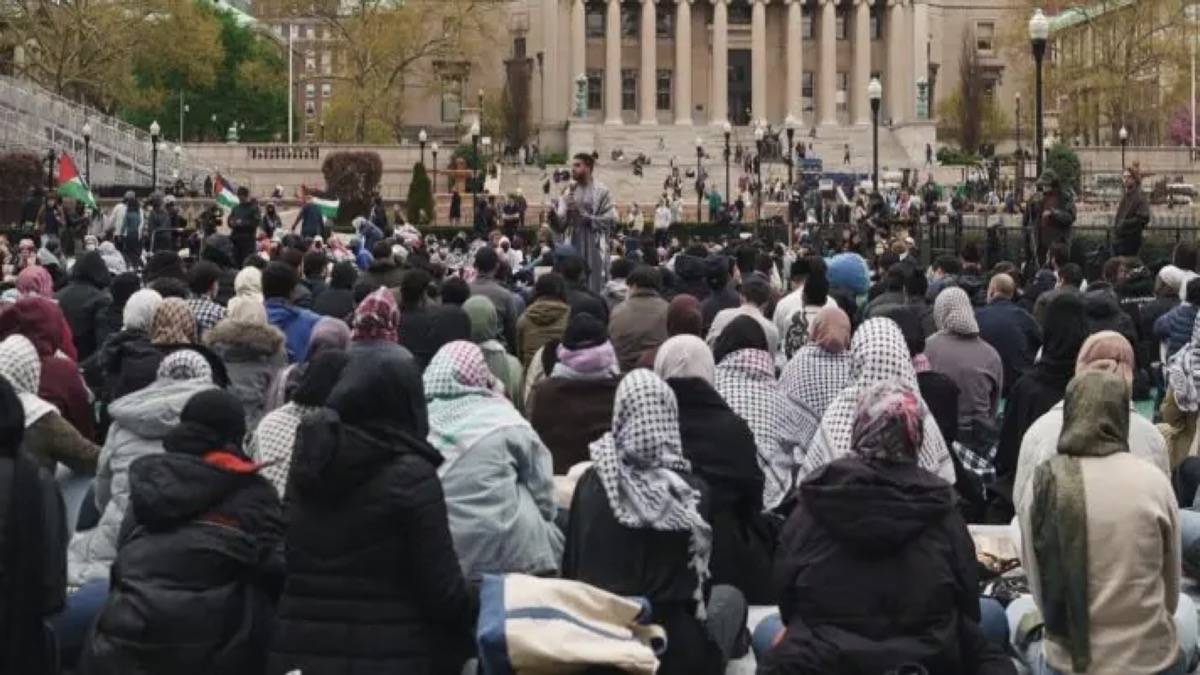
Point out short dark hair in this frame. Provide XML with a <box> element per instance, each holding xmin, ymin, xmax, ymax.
<box><xmin>557</xmin><ymin>255</ymin><xmax>585</xmax><ymax>283</ymax></box>
<box><xmin>1187</xmin><ymin>277</ymin><xmax>1200</xmax><ymax>305</ymax></box>
<box><xmin>236</xmin><ymin>186</ymin><xmax>249</xmax><ymax>198</ymax></box>
<box><xmin>1176</xmin><ymin>241</ymin><xmax>1199</xmax><ymax>272</ymax></box>
<box><xmin>904</xmin><ymin>266</ymin><xmax>928</xmax><ymax>298</ymax></box>
<box><xmin>474</xmin><ymin>247</ymin><xmax>500</xmax><ymax>274</ymax></box>
<box><xmin>877</xmin><ymin>250</ymin><xmax>900</xmax><ymax>271</ymax></box>
<box><xmin>149</xmin><ymin>276</ymin><xmax>188</xmax><ymax>299</ymax></box>
<box><xmin>740</xmin><ymin>275</ymin><xmax>772</xmax><ymax>306</ymax></box>
<box><xmin>960</xmin><ymin>242</ymin><xmax>981</xmax><ymax>265</ymax></box>
<box><xmin>735</xmin><ymin>246</ymin><xmax>758</xmax><ymax>278</ymax></box>
<box><xmin>934</xmin><ymin>255</ymin><xmax>961</xmax><ymax>275</ymax></box>
<box><xmin>1058</xmin><ymin>263</ymin><xmax>1083</xmax><ymax>288</ymax></box>
<box><xmin>242</xmin><ymin>254</ymin><xmax>267</xmax><ymax>270</ymax></box>
<box><xmin>991</xmin><ymin>261</ymin><xmax>1022</xmax><ymax>288</ymax></box>
<box><xmin>533</xmin><ymin>272</ymin><xmax>568</xmax><ymax>302</ymax></box>
<box><xmin>187</xmin><ymin>260</ymin><xmax>221</xmax><ymax>296</ymax></box>
<box><xmin>371</xmin><ymin>240</ymin><xmax>394</xmax><ymax>260</ymax></box>
<box><xmin>330</xmin><ymin>261</ymin><xmax>358</xmax><ymax>290</ymax></box>
<box><xmin>262</xmin><ymin>261</ymin><xmax>299</xmax><ymax>300</ymax></box>
<box><xmin>279</xmin><ymin>247</ymin><xmax>304</xmax><ymax>271</ymax></box>
<box><xmin>803</xmin><ymin>271</ymin><xmax>829</xmax><ymax>306</ymax></box>
<box><xmin>1048</xmin><ymin>242</ymin><xmax>1070</xmax><ymax>269</ymax></box>
<box><xmin>789</xmin><ymin>257</ymin><xmax>812</xmax><ymax>280</ymax></box>
<box><xmin>441</xmin><ymin>276</ymin><xmax>470</xmax><ymax>305</ymax></box>
<box><xmin>400</xmin><ymin>268</ymin><xmax>432</xmax><ymax>308</ymax></box>
<box><xmin>883</xmin><ymin>266</ymin><xmax>906</xmax><ymax>291</ymax></box>
<box><xmin>303</xmin><ymin>251</ymin><xmax>328</xmax><ymax>278</ymax></box>
<box><xmin>353</xmin><ymin>280</ymin><xmax>381</xmax><ymax>305</ymax></box>
<box><xmin>626</xmin><ymin>265</ymin><xmax>662</xmax><ymax>292</ymax></box>
<box><xmin>572</xmin><ymin>153</ymin><xmax>596</xmax><ymax>170</ymax></box>
<box><xmin>610</xmin><ymin>257</ymin><xmax>633</xmax><ymax>280</ymax></box>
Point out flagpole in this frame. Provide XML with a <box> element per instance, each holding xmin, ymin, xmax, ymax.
<box><xmin>288</xmin><ymin>29</ymin><xmax>294</xmax><ymax>146</ymax></box>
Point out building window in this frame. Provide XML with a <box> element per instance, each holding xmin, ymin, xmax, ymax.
<box><xmin>802</xmin><ymin>71</ymin><xmax>814</xmax><ymax>99</ymax></box>
<box><xmin>321</xmin><ymin>51</ymin><xmax>331</xmax><ymax>75</ymax></box>
<box><xmin>323</xmin><ymin>27</ymin><xmax>330</xmax><ymax>40</ymax></box>
<box><xmin>587</xmin><ymin>70</ymin><xmax>603</xmax><ymax>110</ymax></box>
<box><xmin>621</xmin><ymin>4</ymin><xmax>638</xmax><ymax>37</ymax></box>
<box><xmin>305</xmin><ymin>51</ymin><xmax>316</xmax><ymax>73</ymax></box>
<box><xmin>585</xmin><ymin>4</ymin><xmax>605</xmax><ymax>37</ymax></box>
<box><xmin>870</xmin><ymin>12</ymin><xmax>881</xmax><ymax>40</ymax></box>
<box><xmin>836</xmin><ymin>71</ymin><xmax>848</xmax><ymax>112</ymax></box>
<box><xmin>306</xmin><ymin>25</ymin><xmax>314</xmax><ymax>39</ymax></box>
<box><xmin>441</xmin><ymin>80</ymin><xmax>463</xmax><ymax>123</ymax></box>
<box><xmin>982</xmin><ymin>81</ymin><xmax>996</xmax><ymax>98</ymax></box>
<box><xmin>655</xmin><ymin>3</ymin><xmax>673</xmax><ymax>37</ymax></box>
<box><xmin>802</xmin><ymin>10</ymin><xmax>813</xmax><ymax>39</ymax></box>
<box><xmin>976</xmin><ymin>21</ymin><xmax>995</xmax><ymax>52</ymax></box>
<box><xmin>622</xmin><ymin>69</ymin><xmax>636</xmax><ymax>111</ymax></box>
<box><xmin>305</xmin><ymin>102</ymin><xmax>315</xmax><ymax>119</ymax></box>
<box><xmin>836</xmin><ymin>13</ymin><xmax>847</xmax><ymax>40</ymax></box>
<box><xmin>514</xmin><ymin>37</ymin><xmax>526</xmax><ymax>58</ymax></box>
<box><xmin>290</xmin><ymin>24</ymin><xmax>299</xmax><ymax>39</ymax></box>
<box><xmin>729</xmin><ymin>0</ymin><xmax>751</xmax><ymax>24</ymax></box>
<box><xmin>322</xmin><ymin>83</ymin><xmax>331</xmax><ymax>98</ymax></box>
<box><xmin>305</xmin><ymin>83</ymin><xmax>315</xmax><ymax>98</ymax></box>
<box><xmin>274</xmin><ymin>24</ymin><xmax>284</xmax><ymax>37</ymax></box>
<box><xmin>656</xmin><ymin>69</ymin><xmax>671</xmax><ymax>111</ymax></box>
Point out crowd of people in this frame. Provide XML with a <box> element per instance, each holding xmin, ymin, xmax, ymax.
<box><xmin>0</xmin><ymin>150</ymin><xmax>1195</xmax><ymax>675</ymax></box>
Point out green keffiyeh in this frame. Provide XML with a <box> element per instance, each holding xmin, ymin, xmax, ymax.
<box><xmin>1031</xmin><ymin>370</ymin><xmax>1130</xmax><ymax>673</ymax></box>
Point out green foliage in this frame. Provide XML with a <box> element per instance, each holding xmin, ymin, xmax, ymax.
<box><xmin>321</xmin><ymin>151</ymin><xmax>383</xmax><ymax>224</ymax></box>
<box><xmin>0</xmin><ymin>152</ymin><xmax>46</xmax><ymax>200</ymax></box>
<box><xmin>406</xmin><ymin>162</ymin><xmax>435</xmax><ymax>225</ymax></box>
<box><xmin>1045</xmin><ymin>143</ymin><xmax>1082</xmax><ymax>193</ymax></box>
<box><xmin>936</xmin><ymin>147</ymin><xmax>981</xmax><ymax>166</ymax></box>
<box><xmin>542</xmin><ymin>152</ymin><xmax>567</xmax><ymax>166</ymax></box>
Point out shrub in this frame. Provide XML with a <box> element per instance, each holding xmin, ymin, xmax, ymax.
<box><xmin>1045</xmin><ymin>143</ymin><xmax>1082</xmax><ymax>194</ymax></box>
<box><xmin>406</xmin><ymin>162</ymin><xmax>434</xmax><ymax>225</ymax></box>
<box><xmin>936</xmin><ymin>146</ymin><xmax>980</xmax><ymax>166</ymax></box>
<box><xmin>0</xmin><ymin>152</ymin><xmax>46</xmax><ymax>200</ymax></box>
<box><xmin>321</xmin><ymin>151</ymin><xmax>382</xmax><ymax>224</ymax></box>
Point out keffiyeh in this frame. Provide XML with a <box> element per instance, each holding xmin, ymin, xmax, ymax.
<box><xmin>933</xmin><ymin>287</ymin><xmax>979</xmax><ymax>336</ymax></box>
<box><xmin>850</xmin><ymin>379</ymin><xmax>924</xmax><ymax>463</ymax></box>
<box><xmin>97</xmin><ymin>242</ymin><xmax>127</xmax><ymax>276</ymax></box>
<box><xmin>156</xmin><ymin>349</ymin><xmax>213</xmax><ymax>382</ymax></box>
<box><xmin>1168</xmin><ymin>315</ymin><xmax>1200</xmax><ymax>412</ymax></box>
<box><xmin>150</xmin><ymin>298</ymin><xmax>198</xmax><ymax>345</ymax></box>
<box><xmin>588</xmin><ymin>369</ymin><xmax>711</xmax><ymax>618</ymax></box>
<box><xmin>780</xmin><ymin>341</ymin><xmax>852</xmax><ymax>440</ymax></box>
<box><xmin>0</xmin><ymin>335</ymin><xmax>56</xmax><ymax>427</ymax></box>
<box><xmin>352</xmin><ymin>287</ymin><xmax>399</xmax><ymax>343</ymax></box>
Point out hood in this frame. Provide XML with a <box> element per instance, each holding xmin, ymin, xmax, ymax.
<box><xmin>603</xmin><ymin>279</ymin><xmax>628</xmax><ymax>301</ymax></box>
<box><xmin>201</xmin><ymin>234</ymin><xmax>236</xmax><ymax>268</ymax></box>
<box><xmin>71</xmin><ymin>250</ymin><xmax>111</xmax><ymax>288</ymax></box>
<box><xmin>98</xmin><ymin>329</ymin><xmax>156</xmax><ymax>369</ymax></box>
<box><xmin>367</xmin><ymin>258</ymin><xmax>399</xmax><ymax>275</ymax></box>
<box><xmin>108</xmin><ymin>378</ymin><xmax>217</xmax><ymax>440</ymax></box>
<box><xmin>128</xmin><ymin>453</ymin><xmax>257</xmax><ymax>529</ymax></box>
<box><xmin>1083</xmin><ymin>288</ymin><xmax>1122</xmax><ymax>320</ymax></box>
<box><xmin>674</xmin><ymin>254</ymin><xmax>706</xmax><ymax>281</ymax></box>
<box><xmin>1117</xmin><ymin>267</ymin><xmax>1154</xmax><ymax>299</ymax></box>
<box><xmin>801</xmin><ymin>458</ymin><xmax>954</xmax><ymax>552</ymax></box>
<box><xmin>524</xmin><ymin>299</ymin><xmax>570</xmax><ymax>327</ymax></box>
<box><xmin>204</xmin><ymin>319</ymin><xmax>285</xmax><ymax>359</ymax></box>
<box><xmin>290</xmin><ymin>408</ymin><xmax>441</xmax><ymax>501</ymax></box>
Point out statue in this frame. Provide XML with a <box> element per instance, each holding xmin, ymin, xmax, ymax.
<box><xmin>574</xmin><ymin>74</ymin><xmax>588</xmax><ymax>119</ymax></box>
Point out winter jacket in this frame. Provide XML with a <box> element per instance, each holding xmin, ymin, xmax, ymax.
<box><xmin>0</xmin><ymin>451</ymin><xmax>67</xmax><ymax>633</ymax></box>
<box><xmin>79</xmin><ymin>453</ymin><xmax>284</xmax><ymax>675</ymax></box>
<box><xmin>701</xmin><ymin>283</ymin><xmax>740</xmax><ymax>334</ymax></box>
<box><xmin>1114</xmin><ymin>186</ymin><xmax>1151</xmax><ymax>244</ymax></box>
<box><xmin>24</xmin><ymin>411</ymin><xmax>99</xmax><ymax>474</ymax></box>
<box><xmin>200</xmin><ymin>234</ymin><xmax>239</xmax><ymax>306</ymax></box>
<box><xmin>302</xmin><ymin>274</ymin><xmax>328</xmax><ymax>303</ymax></box>
<box><xmin>1084</xmin><ymin>288</ymin><xmax>1140</xmax><ymax>351</ymax></box>
<box><xmin>516</xmin><ymin>299</ymin><xmax>570</xmax><ymax>367</ymax></box>
<box><xmin>204</xmin><ymin>320</ymin><xmax>288</xmax><ymax>430</ymax></box>
<box><xmin>562</xmin><ymin>468</ymin><xmax>725</xmax><ymax>675</ymax></box>
<box><xmin>669</xmin><ymin>376</ymin><xmax>775</xmax><ymax>604</ymax></box>
<box><xmin>975</xmin><ymin>298</ymin><xmax>1041</xmax><ymax>398</ymax></box>
<box><xmin>763</xmin><ymin>458</ymin><xmax>1015</xmax><ymax>675</ymax></box>
<box><xmin>55</xmin><ymin>250</ymin><xmax>112</xmax><ymax>360</ymax></box>
<box><xmin>38</xmin><ymin>352</ymin><xmax>95</xmax><ymax>440</ymax></box>
<box><xmin>609</xmin><ymin>289</ymin><xmax>670</xmax><ymax>371</ymax></box>
<box><xmin>67</xmin><ymin>377</ymin><xmax>217</xmax><ymax>586</ymax></box>
<box><xmin>1155</xmin><ymin>303</ymin><xmax>1198</xmax><ymax>359</ymax></box>
<box><xmin>267</xmin><ymin>410</ymin><xmax>478</xmax><ymax>675</ymax></box>
<box><xmin>363</xmin><ymin>258</ymin><xmax>406</xmax><ymax>291</ymax></box>
<box><xmin>1140</xmin><ymin>296</ymin><xmax>1179</xmax><ymax>362</ymax></box>
<box><xmin>265</xmin><ymin>299</ymin><xmax>322</xmax><ymax>363</ymax></box>
<box><xmin>311</xmin><ymin>287</ymin><xmax>356</xmax><ymax>322</ymax></box>
<box><xmin>82</xmin><ymin>329</ymin><xmax>162</xmax><ymax>404</ymax></box>
<box><xmin>398</xmin><ymin>305</ymin><xmax>473</xmax><ymax>371</ymax></box>
<box><xmin>528</xmin><ymin>376</ymin><xmax>620</xmax><ymax>473</ymax></box>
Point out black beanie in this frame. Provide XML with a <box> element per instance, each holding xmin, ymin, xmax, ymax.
<box><xmin>562</xmin><ymin>312</ymin><xmax>608</xmax><ymax>350</ymax></box>
<box><xmin>163</xmin><ymin>390</ymin><xmax>247</xmax><ymax>457</ymax></box>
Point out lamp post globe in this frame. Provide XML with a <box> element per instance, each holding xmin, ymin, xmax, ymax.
<box><xmin>419</xmin><ymin>128</ymin><xmax>428</xmax><ymax>167</ymax></box>
<box><xmin>1029</xmin><ymin>8</ymin><xmax>1049</xmax><ymax>178</ymax></box>
<box><xmin>149</xmin><ymin>120</ymin><xmax>161</xmax><ymax>191</ymax></box>
<box><xmin>868</xmin><ymin>78</ymin><xmax>882</xmax><ymax>195</ymax></box>
<box><xmin>82</xmin><ymin>122</ymin><xmax>92</xmax><ymax>184</ymax></box>
<box><xmin>1119</xmin><ymin>126</ymin><xmax>1129</xmax><ymax>170</ymax></box>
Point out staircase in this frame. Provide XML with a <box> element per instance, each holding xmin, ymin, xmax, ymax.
<box><xmin>0</xmin><ymin>75</ymin><xmax>219</xmax><ymax>190</ymax></box>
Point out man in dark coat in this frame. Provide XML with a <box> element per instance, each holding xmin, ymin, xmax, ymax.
<box><xmin>975</xmin><ymin>273</ymin><xmax>1041</xmax><ymax>398</ymax></box>
<box><xmin>1027</xmin><ymin>168</ymin><xmax>1076</xmax><ymax>264</ymax></box>
<box><xmin>557</xmin><ymin>253</ymin><xmax>609</xmax><ymax>323</ymax></box>
<box><xmin>1113</xmin><ymin>164</ymin><xmax>1151</xmax><ymax>256</ymax></box>
<box><xmin>199</xmin><ymin>234</ymin><xmax>239</xmax><ymax>306</ymax></box>
<box><xmin>395</xmin><ymin>268</ymin><xmax>471</xmax><ymax>370</ymax></box>
<box><xmin>55</xmin><ymin>249</ymin><xmax>112</xmax><ymax>361</ymax></box>
<box><xmin>228</xmin><ymin>187</ymin><xmax>261</xmax><ymax>265</ymax></box>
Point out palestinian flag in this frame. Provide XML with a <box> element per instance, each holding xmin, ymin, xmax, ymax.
<box><xmin>55</xmin><ymin>153</ymin><xmax>96</xmax><ymax>210</ymax></box>
<box><xmin>213</xmin><ymin>174</ymin><xmax>239</xmax><ymax>209</ymax></box>
<box><xmin>310</xmin><ymin>194</ymin><xmax>339</xmax><ymax>219</ymax></box>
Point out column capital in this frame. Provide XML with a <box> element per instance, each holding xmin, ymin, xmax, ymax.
<box><xmin>853</xmin><ymin>0</ymin><xmax>874</xmax><ymax>6</ymax></box>
<box><xmin>886</xmin><ymin>0</ymin><xmax>907</xmax><ymax>7</ymax></box>
<box><xmin>711</xmin><ymin>0</ymin><xmax>729</xmax><ymax>5</ymax></box>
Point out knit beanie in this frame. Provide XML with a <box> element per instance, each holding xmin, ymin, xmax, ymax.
<box><xmin>562</xmin><ymin>312</ymin><xmax>608</xmax><ymax>350</ymax></box>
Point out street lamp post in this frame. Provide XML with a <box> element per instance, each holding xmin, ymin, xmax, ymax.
<box><xmin>786</xmin><ymin>124</ymin><xmax>795</xmax><ymax>190</ymax></box>
<box><xmin>46</xmin><ymin>148</ymin><xmax>56</xmax><ymax>192</ymax></box>
<box><xmin>418</xmin><ymin>128</ymin><xmax>428</xmax><ymax>167</ymax></box>
<box><xmin>149</xmin><ymin>120</ymin><xmax>161</xmax><ymax>191</ymax></box>
<box><xmin>470</xmin><ymin>120</ymin><xmax>481</xmax><ymax>220</ymax></box>
<box><xmin>754</xmin><ymin>125</ymin><xmax>765</xmax><ymax>223</ymax></box>
<box><xmin>868</xmin><ymin>78</ymin><xmax>882</xmax><ymax>195</ymax></box>
<box><xmin>210</xmin><ymin>114</ymin><xmax>217</xmax><ymax>142</ymax></box>
<box><xmin>82</xmin><ymin>122</ymin><xmax>92</xmax><ymax>185</ymax></box>
<box><xmin>173</xmin><ymin>145</ymin><xmax>182</xmax><ymax>190</ymax></box>
<box><xmin>1119</xmin><ymin>126</ymin><xmax>1129</xmax><ymax>170</ymax></box>
<box><xmin>1029</xmin><ymin>8</ymin><xmax>1049</xmax><ymax>178</ymax></box>
<box><xmin>695</xmin><ymin>137</ymin><xmax>704</xmax><ymax>223</ymax></box>
<box><xmin>431</xmin><ymin>142</ymin><xmax>440</xmax><ymax>194</ymax></box>
<box><xmin>722</xmin><ymin>120</ymin><xmax>732</xmax><ymax>203</ymax></box>
<box><xmin>1015</xmin><ymin>93</ymin><xmax>1022</xmax><ymax>203</ymax></box>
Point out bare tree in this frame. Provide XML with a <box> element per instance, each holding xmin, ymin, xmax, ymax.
<box><xmin>502</xmin><ymin>56</ymin><xmax>532</xmax><ymax>151</ymax></box>
<box><xmin>958</xmin><ymin>31</ymin><xmax>984</xmax><ymax>154</ymax></box>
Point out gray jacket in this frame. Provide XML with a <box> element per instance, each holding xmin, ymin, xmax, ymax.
<box><xmin>67</xmin><ymin>378</ymin><xmax>215</xmax><ymax>586</ymax></box>
<box><xmin>204</xmin><ymin>319</ymin><xmax>288</xmax><ymax>431</ymax></box>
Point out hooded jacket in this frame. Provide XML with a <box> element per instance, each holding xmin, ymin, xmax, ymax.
<box><xmin>204</xmin><ymin>320</ymin><xmax>288</xmax><ymax>429</ymax></box>
<box><xmin>364</xmin><ymin>257</ymin><xmax>406</xmax><ymax>290</ymax></box>
<box><xmin>763</xmin><ymin>458</ymin><xmax>1014</xmax><ymax>675</ymax></box>
<box><xmin>265</xmin><ymin>299</ymin><xmax>322</xmax><ymax>363</ymax></box>
<box><xmin>79</xmin><ymin>453</ymin><xmax>283</xmax><ymax>675</ymax></box>
<box><xmin>56</xmin><ymin>250</ymin><xmax>112</xmax><ymax>360</ymax></box>
<box><xmin>82</xmin><ymin>329</ymin><xmax>162</xmax><ymax>405</ymax></box>
<box><xmin>516</xmin><ymin>299</ymin><xmax>570</xmax><ymax>366</ymax></box>
<box><xmin>1083</xmin><ymin>288</ymin><xmax>1139</xmax><ymax>359</ymax></box>
<box><xmin>200</xmin><ymin>235</ymin><xmax>239</xmax><ymax>306</ymax></box>
<box><xmin>1155</xmin><ymin>302</ymin><xmax>1198</xmax><ymax>359</ymax></box>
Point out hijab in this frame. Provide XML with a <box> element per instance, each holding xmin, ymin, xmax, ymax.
<box><xmin>654</xmin><ymin>335</ymin><xmax>716</xmax><ymax>385</ymax></box>
<box><xmin>352</xmin><ymin>287</ymin><xmax>399</xmax><ymax>343</ymax></box>
<box><xmin>1167</xmin><ymin>313</ymin><xmax>1200</xmax><ymax>412</ymax></box>
<box><xmin>150</xmin><ymin>297</ymin><xmax>197</xmax><ymax>345</ymax></box>
<box><xmin>713</xmin><ymin>315</ymin><xmax>769</xmax><ymax>365</ymax></box>
<box><xmin>552</xmin><ymin>312</ymin><xmax>619</xmax><ymax>380</ymax></box>
<box><xmin>424</xmin><ymin>341</ymin><xmax>529</xmax><ymax>472</ymax></box>
<box><xmin>850</xmin><ymin>379</ymin><xmax>924</xmax><ymax>463</ymax></box>
<box><xmin>234</xmin><ymin>267</ymin><xmax>263</xmax><ymax>298</ymax></box>
<box><xmin>98</xmin><ymin>241</ymin><xmax>127</xmax><ymax>276</ymax></box>
<box><xmin>1076</xmin><ymin>330</ymin><xmax>1135</xmax><ymax>388</ymax></box>
<box><xmin>307</xmin><ymin>317</ymin><xmax>351</xmax><ymax>361</ymax></box>
<box><xmin>0</xmin><ymin>335</ymin><xmax>56</xmax><ymax>427</ymax></box>
<box><xmin>1030</xmin><ymin>293</ymin><xmax>1088</xmax><ymax>388</ymax></box>
<box><xmin>1031</xmin><ymin>370</ymin><xmax>1131</xmax><ymax>673</ymax></box>
<box><xmin>227</xmin><ymin>296</ymin><xmax>268</xmax><ymax>324</ymax></box>
<box><xmin>588</xmin><ymin>369</ymin><xmax>711</xmax><ymax>618</ymax></box>
<box><xmin>328</xmin><ymin>348</ymin><xmax>429</xmax><ymax>438</ymax></box>
<box><xmin>932</xmin><ymin>286</ymin><xmax>979</xmax><ymax>336</ymax></box>
<box><xmin>123</xmin><ymin>289</ymin><xmax>163</xmax><ymax>332</ymax></box>
<box><xmin>463</xmin><ymin>296</ymin><xmax>502</xmax><ymax>343</ymax></box>
<box><xmin>666</xmin><ymin>294</ymin><xmax>703</xmax><ymax>337</ymax></box>
<box><xmin>809</xmin><ymin>305</ymin><xmax>851</xmax><ymax>354</ymax></box>
<box><xmin>14</xmin><ymin>266</ymin><xmax>52</xmax><ymax>298</ymax></box>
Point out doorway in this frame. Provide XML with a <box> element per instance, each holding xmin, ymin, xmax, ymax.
<box><xmin>728</xmin><ymin>49</ymin><xmax>751</xmax><ymax>126</ymax></box>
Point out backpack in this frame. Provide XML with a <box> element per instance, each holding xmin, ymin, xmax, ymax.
<box><xmin>122</xmin><ymin>208</ymin><xmax>142</xmax><ymax>241</ymax></box>
<box><xmin>783</xmin><ymin>309</ymin><xmax>810</xmax><ymax>360</ymax></box>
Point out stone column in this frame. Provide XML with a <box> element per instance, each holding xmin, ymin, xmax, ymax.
<box><xmin>887</xmin><ymin>0</ymin><xmax>906</xmax><ymax>124</ymax></box>
<box><xmin>542</xmin><ymin>0</ymin><xmax>562</xmax><ymax>122</ymax></box>
<box><xmin>571</xmin><ymin>0</ymin><xmax>586</xmax><ymax>98</ymax></box>
<box><xmin>711</xmin><ymin>0</ymin><xmax>729</xmax><ymax>125</ymax></box>
<box><xmin>675</xmin><ymin>0</ymin><xmax>693</xmax><ymax>124</ymax></box>
<box><xmin>751</xmin><ymin>0</ymin><xmax>767</xmax><ymax>125</ymax></box>
<box><xmin>605</xmin><ymin>0</ymin><xmax>623</xmax><ymax>124</ymax></box>
<box><xmin>852</xmin><ymin>0</ymin><xmax>871</xmax><ymax>125</ymax></box>
<box><xmin>818</xmin><ymin>0</ymin><xmax>837</xmax><ymax>126</ymax></box>
<box><xmin>911</xmin><ymin>0</ymin><xmax>929</xmax><ymax>121</ymax></box>
<box><xmin>640</xmin><ymin>0</ymin><xmax>657</xmax><ymax>123</ymax></box>
<box><xmin>785</xmin><ymin>0</ymin><xmax>803</xmax><ymax>125</ymax></box>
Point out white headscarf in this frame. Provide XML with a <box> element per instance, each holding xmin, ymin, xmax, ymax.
<box><xmin>588</xmin><ymin>370</ymin><xmax>711</xmax><ymax>618</ymax></box>
<box><xmin>0</xmin><ymin>335</ymin><xmax>57</xmax><ymax>427</ymax></box>
<box><xmin>654</xmin><ymin>335</ymin><xmax>716</xmax><ymax>385</ymax></box>
<box><xmin>933</xmin><ymin>286</ymin><xmax>980</xmax><ymax>336</ymax></box>
<box><xmin>227</xmin><ymin>296</ymin><xmax>268</xmax><ymax>324</ymax></box>
<box><xmin>234</xmin><ymin>267</ymin><xmax>263</xmax><ymax>299</ymax></box>
<box><xmin>122</xmin><ymin>289</ymin><xmax>163</xmax><ymax>332</ymax></box>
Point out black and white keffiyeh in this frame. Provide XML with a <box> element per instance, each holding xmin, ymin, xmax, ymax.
<box><xmin>246</xmin><ymin>402</ymin><xmax>318</xmax><ymax>496</ymax></box>
<box><xmin>156</xmin><ymin>349</ymin><xmax>213</xmax><ymax>383</ymax></box>
<box><xmin>588</xmin><ymin>369</ymin><xmax>712</xmax><ymax>618</ymax></box>
<box><xmin>801</xmin><ymin>318</ymin><xmax>954</xmax><ymax>483</ymax></box>
<box><xmin>1167</xmin><ymin>311</ymin><xmax>1200</xmax><ymax>413</ymax></box>
<box><xmin>715</xmin><ymin>348</ymin><xmax>805</xmax><ymax>510</ymax></box>
<box><xmin>780</xmin><ymin>344</ymin><xmax>852</xmax><ymax>427</ymax></box>
<box><xmin>933</xmin><ymin>287</ymin><xmax>980</xmax><ymax>336</ymax></box>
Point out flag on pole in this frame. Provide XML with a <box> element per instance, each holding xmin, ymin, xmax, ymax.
<box><xmin>212</xmin><ymin>174</ymin><xmax>239</xmax><ymax>210</ymax></box>
<box><xmin>310</xmin><ymin>194</ymin><xmax>339</xmax><ymax>219</ymax></box>
<box><xmin>56</xmin><ymin>152</ymin><xmax>96</xmax><ymax>211</ymax></box>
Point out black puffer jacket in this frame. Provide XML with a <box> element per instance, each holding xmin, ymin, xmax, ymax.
<box><xmin>82</xmin><ymin>328</ymin><xmax>161</xmax><ymax>404</ymax></box>
<box><xmin>267</xmin><ymin>354</ymin><xmax>477</xmax><ymax>675</ymax></box>
<box><xmin>55</xmin><ymin>250</ymin><xmax>112</xmax><ymax>360</ymax></box>
<box><xmin>79</xmin><ymin>452</ymin><xmax>283</xmax><ymax>675</ymax></box>
<box><xmin>763</xmin><ymin>458</ymin><xmax>1014</xmax><ymax>675</ymax></box>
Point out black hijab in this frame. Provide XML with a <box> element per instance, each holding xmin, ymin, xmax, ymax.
<box><xmin>1031</xmin><ymin>293</ymin><xmax>1088</xmax><ymax>389</ymax></box>
<box><xmin>293</xmin><ymin>351</ymin><xmax>350</xmax><ymax>407</ymax></box>
<box><xmin>0</xmin><ymin>378</ymin><xmax>47</xmax><ymax>674</ymax></box>
<box><xmin>713</xmin><ymin>315</ymin><xmax>769</xmax><ymax>365</ymax></box>
<box><xmin>329</xmin><ymin>350</ymin><xmax>429</xmax><ymax>438</ymax></box>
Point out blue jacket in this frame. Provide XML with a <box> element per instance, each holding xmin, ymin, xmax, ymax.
<box><xmin>1154</xmin><ymin>303</ymin><xmax>1198</xmax><ymax>359</ymax></box>
<box><xmin>265</xmin><ymin>299</ymin><xmax>322</xmax><ymax>363</ymax></box>
<box><xmin>975</xmin><ymin>298</ymin><xmax>1041</xmax><ymax>398</ymax></box>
